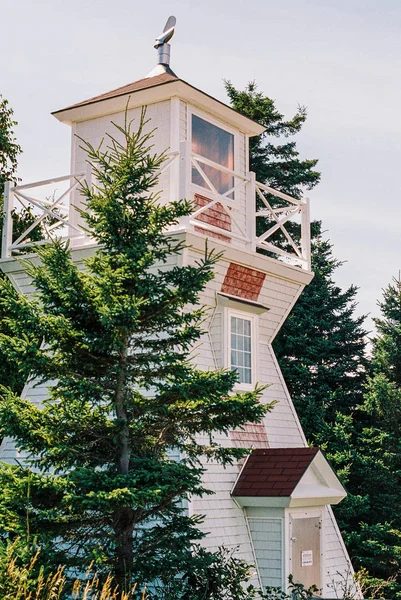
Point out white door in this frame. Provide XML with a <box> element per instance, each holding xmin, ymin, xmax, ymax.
<box><xmin>290</xmin><ymin>514</ymin><xmax>322</xmax><ymax>592</ymax></box>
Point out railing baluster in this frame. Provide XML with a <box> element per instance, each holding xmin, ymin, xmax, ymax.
<box><xmin>1</xmin><ymin>151</ymin><xmax>311</xmax><ymax>269</ymax></box>
<box><xmin>246</xmin><ymin>172</ymin><xmax>256</xmax><ymax>252</ymax></box>
<box><xmin>2</xmin><ymin>181</ymin><xmax>13</xmax><ymax>258</ymax></box>
<box><xmin>301</xmin><ymin>196</ymin><xmax>311</xmax><ymax>271</ymax></box>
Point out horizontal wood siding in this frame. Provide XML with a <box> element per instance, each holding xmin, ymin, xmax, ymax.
<box><xmin>74</xmin><ymin>101</ymin><xmax>171</xmax><ymax>214</ymax></box>
<box><xmin>324</xmin><ymin>506</ymin><xmax>356</xmax><ymax>597</ymax></box>
<box><xmin>188</xmin><ymin>248</ymin><xmax>306</xmax><ymax>568</ymax></box>
<box><xmin>248</xmin><ymin>518</ymin><xmax>283</xmax><ymax>588</ymax></box>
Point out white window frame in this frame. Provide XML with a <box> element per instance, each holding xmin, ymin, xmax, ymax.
<box><xmin>224</xmin><ymin>308</ymin><xmax>258</xmax><ymax>390</ymax></box>
<box><xmin>188</xmin><ymin>106</ymin><xmax>239</xmax><ymax>199</ymax></box>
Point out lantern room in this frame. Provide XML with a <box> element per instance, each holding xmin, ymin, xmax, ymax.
<box><xmin>2</xmin><ymin>17</ymin><xmax>310</xmax><ymax>270</ymax></box>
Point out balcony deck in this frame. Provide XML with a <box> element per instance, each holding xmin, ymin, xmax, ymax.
<box><xmin>1</xmin><ymin>143</ymin><xmax>311</xmax><ymax>271</ymax></box>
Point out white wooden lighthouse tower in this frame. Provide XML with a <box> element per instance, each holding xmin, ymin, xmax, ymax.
<box><xmin>0</xmin><ymin>18</ymin><xmax>355</xmax><ymax>596</ymax></box>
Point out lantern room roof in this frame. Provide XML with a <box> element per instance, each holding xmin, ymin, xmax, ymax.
<box><xmin>52</xmin><ymin>70</ymin><xmax>266</xmax><ymax>137</ymax></box>
<box><xmin>54</xmin><ymin>71</ymin><xmax>178</xmax><ymax>113</ymax></box>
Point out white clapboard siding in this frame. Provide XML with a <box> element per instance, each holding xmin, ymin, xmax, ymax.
<box><xmin>324</xmin><ymin>506</ymin><xmax>358</xmax><ymax>598</ymax></box>
<box><xmin>73</xmin><ymin>101</ymin><xmax>171</xmax><ymax>211</ymax></box>
<box><xmin>248</xmin><ymin>518</ymin><xmax>284</xmax><ymax>588</ymax></box>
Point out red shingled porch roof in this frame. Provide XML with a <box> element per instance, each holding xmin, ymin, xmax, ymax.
<box><xmin>232</xmin><ymin>447</ymin><xmax>319</xmax><ymax>497</ymax></box>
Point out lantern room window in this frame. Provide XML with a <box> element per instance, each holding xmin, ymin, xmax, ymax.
<box><xmin>191</xmin><ymin>114</ymin><xmax>234</xmax><ymax>196</ymax></box>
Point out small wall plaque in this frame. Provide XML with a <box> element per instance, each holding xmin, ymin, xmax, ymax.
<box><xmin>301</xmin><ymin>550</ymin><xmax>313</xmax><ymax>567</ymax></box>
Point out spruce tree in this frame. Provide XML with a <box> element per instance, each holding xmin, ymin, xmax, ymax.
<box><xmin>0</xmin><ymin>111</ymin><xmax>272</xmax><ymax>598</ymax></box>
<box><xmin>224</xmin><ymin>81</ymin><xmax>320</xmax><ymax>197</ymax></box>
<box><xmin>334</xmin><ymin>276</ymin><xmax>401</xmax><ymax>597</ymax></box>
<box><xmin>273</xmin><ymin>222</ymin><xmax>368</xmax><ymax>438</ymax></box>
<box><xmin>0</xmin><ymin>95</ymin><xmax>42</xmax><ymax>394</ymax></box>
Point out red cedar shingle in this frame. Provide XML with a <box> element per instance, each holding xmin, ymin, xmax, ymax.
<box><xmin>232</xmin><ymin>447</ymin><xmax>319</xmax><ymax>497</ymax></box>
<box><xmin>221</xmin><ymin>263</ymin><xmax>266</xmax><ymax>301</ymax></box>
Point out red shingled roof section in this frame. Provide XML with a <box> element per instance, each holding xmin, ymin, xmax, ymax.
<box><xmin>232</xmin><ymin>447</ymin><xmax>319</xmax><ymax>497</ymax></box>
<box><xmin>53</xmin><ymin>72</ymin><xmax>179</xmax><ymax>113</ymax></box>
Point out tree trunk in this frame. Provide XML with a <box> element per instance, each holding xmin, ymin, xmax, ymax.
<box><xmin>113</xmin><ymin>335</ymin><xmax>134</xmax><ymax>594</ymax></box>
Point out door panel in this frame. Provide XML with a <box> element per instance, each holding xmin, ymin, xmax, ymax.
<box><xmin>290</xmin><ymin>516</ymin><xmax>321</xmax><ymax>591</ymax></box>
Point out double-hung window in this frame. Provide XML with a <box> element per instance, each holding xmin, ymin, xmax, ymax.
<box><xmin>227</xmin><ymin>311</ymin><xmax>256</xmax><ymax>387</ymax></box>
<box><xmin>191</xmin><ymin>114</ymin><xmax>235</xmax><ymax>197</ymax></box>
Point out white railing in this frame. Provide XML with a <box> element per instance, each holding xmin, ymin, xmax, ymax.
<box><xmin>255</xmin><ymin>180</ymin><xmax>311</xmax><ymax>270</ymax></box>
<box><xmin>1</xmin><ymin>146</ymin><xmax>311</xmax><ymax>270</ymax></box>
<box><xmin>1</xmin><ymin>172</ymin><xmax>90</xmax><ymax>257</ymax></box>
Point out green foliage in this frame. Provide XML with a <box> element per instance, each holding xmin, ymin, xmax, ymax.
<box><xmin>224</xmin><ymin>81</ymin><xmax>320</xmax><ymax>197</ymax></box>
<box><xmin>225</xmin><ymin>81</ymin><xmax>401</xmax><ymax>597</ymax></box>
<box><xmin>0</xmin><ymin>95</ymin><xmax>22</xmax><ymax>190</ymax></box>
<box><xmin>333</xmin><ymin>277</ymin><xmax>401</xmax><ymax>597</ymax></box>
<box><xmin>0</xmin><ymin>110</ymin><xmax>272</xmax><ymax>597</ymax></box>
<box><xmin>275</xmin><ymin>256</ymin><xmax>401</xmax><ymax>596</ymax></box>
<box><xmin>0</xmin><ymin>538</ymin><xmax>141</xmax><ymax>599</ymax></box>
<box><xmin>261</xmin><ymin>575</ymin><xmax>317</xmax><ymax>600</ymax></box>
<box><xmin>0</xmin><ymin>96</ymin><xmax>44</xmax><ymax>395</ymax></box>
<box><xmin>225</xmin><ymin>80</ymin><xmax>320</xmax><ymax>262</ymax></box>
<box><xmin>274</xmin><ymin>221</ymin><xmax>368</xmax><ymax>435</ymax></box>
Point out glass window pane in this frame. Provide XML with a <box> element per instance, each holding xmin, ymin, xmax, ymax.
<box><xmin>243</xmin><ymin>368</ymin><xmax>251</xmax><ymax>384</ymax></box>
<box><xmin>230</xmin><ymin>315</ymin><xmax>252</xmax><ymax>384</ymax></box>
<box><xmin>192</xmin><ymin>115</ymin><xmax>234</xmax><ymax>196</ymax></box>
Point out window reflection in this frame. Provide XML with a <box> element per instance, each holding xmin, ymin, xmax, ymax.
<box><xmin>192</xmin><ymin>115</ymin><xmax>234</xmax><ymax>196</ymax></box>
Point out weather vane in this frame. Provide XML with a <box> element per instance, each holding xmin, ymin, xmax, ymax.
<box><xmin>154</xmin><ymin>16</ymin><xmax>176</xmax><ymax>67</ymax></box>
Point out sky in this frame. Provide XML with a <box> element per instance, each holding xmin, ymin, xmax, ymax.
<box><xmin>1</xmin><ymin>0</ymin><xmax>400</xmax><ymax>335</ymax></box>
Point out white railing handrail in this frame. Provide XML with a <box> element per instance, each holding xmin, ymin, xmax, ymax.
<box><xmin>11</xmin><ymin>172</ymin><xmax>86</xmax><ymax>192</ymax></box>
<box><xmin>2</xmin><ymin>147</ymin><xmax>311</xmax><ymax>271</ymax></box>
<box><xmin>191</xmin><ymin>151</ymin><xmax>250</xmax><ymax>182</ymax></box>
<box><xmin>255</xmin><ymin>179</ymin><xmax>303</xmax><ymax>207</ymax></box>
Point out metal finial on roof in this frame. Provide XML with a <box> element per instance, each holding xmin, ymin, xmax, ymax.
<box><xmin>154</xmin><ymin>16</ymin><xmax>176</xmax><ymax>67</ymax></box>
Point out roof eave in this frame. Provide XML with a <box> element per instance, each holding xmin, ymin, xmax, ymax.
<box><xmin>52</xmin><ymin>79</ymin><xmax>266</xmax><ymax>137</ymax></box>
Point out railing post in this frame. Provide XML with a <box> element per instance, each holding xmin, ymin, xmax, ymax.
<box><xmin>179</xmin><ymin>140</ymin><xmax>191</xmax><ymax>231</ymax></box>
<box><xmin>2</xmin><ymin>181</ymin><xmax>13</xmax><ymax>258</ymax></box>
<box><xmin>301</xmin><ymin>195</ymin><xmax>311</xmax><ymax>271</ymax></box>
<box><xmin>246</xmin><ymin>171</ymin><xmax>256</xmax><ymax>252</ymax></box>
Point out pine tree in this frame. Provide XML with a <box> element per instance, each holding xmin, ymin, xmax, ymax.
<box><xmin>0</xmin><ymin>111</ymin><xmax>272</xmax><ymax>598</ymax></box>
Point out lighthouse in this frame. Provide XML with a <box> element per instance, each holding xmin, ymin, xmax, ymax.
<box><xmin>0</xmin><ymin>18</ymin><xmax>355</xmax><ymax>596</ymax></box>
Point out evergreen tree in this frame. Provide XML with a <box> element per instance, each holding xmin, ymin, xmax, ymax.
<box><xmin>224</xmin><ymin>82</ymin><xmax>368</xmax><ymax>434</ymax></box>
<box><xmin>224</xmin><ymin>81</ymin><xmax>320</xmax><ymax>197</ymax></box>
<box><xmin>0</xmin><ymin>112</ymin><xmax>272</xmax><ymax>598</ymax></box>
<box><xmin>225</xmin><ymin>81</ymin><xmax>320</xmax><ymax>262</ymax></box>
<box><xmin>333</xmin><ymin>277</ymin><xmax>401</xmax><ymax>597</ymax></box>
<box><xmin>0</xmin><ymin>96</ymin><xmax>21</xmax><ymax>192</ymax></box>
<box><xmin>273</xmin><ymin>222</ymin><xmax>368</xmax><ymax>438</ymax></box>
<box><xmin>0</xmin><ymin>95</ymin><xmax>41</xmax><ymax>394</ymax></box>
